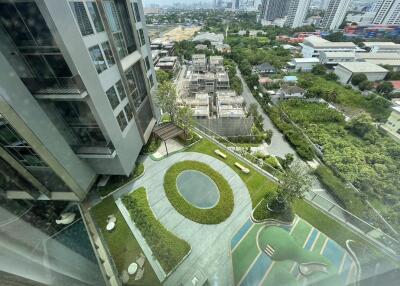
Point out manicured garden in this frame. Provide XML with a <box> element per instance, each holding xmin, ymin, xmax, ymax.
<box><xmin>90</xmin><ymin>197</ymin><xmax>160</xmax><ymax>286</ymax></box>
<box><xmin>98</xmin><ymin>163</ymin><xmax>144</xmax><ymax>197</ymax></box>
<box><xmin>185</xmin><ymin>139</ymin><xmax>278</xmax><ymax>207</ymax></box>
<box><xmin>163</xmin><ymin>160</ymin><xmax>234</xmax><ymax>224</ymax></box>
<box><xmin>122</xmin><ymin>188</ymin><xmax>191</xmax><ymax>273</ymax></box>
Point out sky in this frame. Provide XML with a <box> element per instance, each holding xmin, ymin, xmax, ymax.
<box><xmin>143</xmin><ymin>0</ymin><xmax>212</xmax><ymax>7</ymax></box>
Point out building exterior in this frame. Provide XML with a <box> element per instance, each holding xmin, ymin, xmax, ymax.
<box><xmin>300</xmin><ymin>36</ymin><xmax>358</xmax><ymax>58</ymax></box>
<box><xmin>260</xmin><ymin>0</ymin><xmax>290</xmax><ymax>25</ymax></box>
<box><xmin>156</xmin><ymin>56</ymin><xmax>180</xmax><ymax>74</ymax></box>
<box><xmin>373</xmin><ymin>0</ymin><xmax>400</xmax><ymax>25</ymax></box>
<box><xmin>320</xmin><ymin>52</ymin><xmax>356</xmax><ymax>65</ymax></box>
<box><xmin>287</xmin><ymin>58</ymin><xmax>320</xmax><ymax>71</ymax></box>
<box><xmin>285</xmin><ymin>0</ymin><xmax>311</xmax><ymax>28</ymax></box>
<box><xmin>343</xmin><ymin>24</ymin><xmax>400</xmax><ymax>39</ymax></box>
<box><xmin>253</xmin><ymin>62</ymin><xmax>277</xmax><ymax>75</ymax></box>
<box><xmin>334</xmin><ymin>62</ymin><xmax>389</xmax><ymax>84</ymax></box>
<box><xmin>192</xmin><ymin>54</ymin><xmax>208</xmax><ymax>73</ymax></box>
<box><xmin>0</xmin><ymin>0</ymin><xmax>157</xmax><ymax>201</ymax></box>
<box><xmin>363</xmin><ymin>42</ymin><xmax>400</xmax><ymax>53</ymax></box>
<box><xmin>356</xmin><ymin>52</ymin><xmax>400</xmax><ymax>71</ymax></box>
<box><xmin>278</xmin><ymin>85</ymin><xmax>306</xmax><ymax>100</ymax></box>
<box><xmin>320</xmin><ymin>0</ymin><xmax>351</xmax><ymax>31</ymax></box>
<box><xmin>382</xmin><ymin>106</ymin><xmax>400</xmax><ymax>142</ymax></box>
<box><xmin>209</xmin><ymin>56</ymin><xmax>225</xmax><ymax>72</ymax></box>
<box><xmin>216</xmin><ymin>91</ymin><xmax>245</xmax><ymax>118</ymax></box>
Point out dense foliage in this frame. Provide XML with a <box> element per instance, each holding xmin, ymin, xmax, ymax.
<box><xmin>164</xmin><ymin>161</ymin><xmax>234</xmax><ymax>224</ymax></box>
<box><xmin>123</xmin><ymin>188</ymin><xmax>190</xmax><ymax>272</ymax></box>
<box><xmin>279</xmin><ymin>99</ymin><xmax>400</xmax><ymax>231</ymax></box>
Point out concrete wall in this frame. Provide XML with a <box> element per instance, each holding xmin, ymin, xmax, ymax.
<box><xmin>195</xmin><ymin>117</ymin><xmax>253</xmax><ymax>137</ymax></box>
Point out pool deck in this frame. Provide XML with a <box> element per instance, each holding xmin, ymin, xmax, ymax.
<box><xmin>113</xmin><ymin>152</ymin><xmax>253</xmax><ymax>285</ymax></box>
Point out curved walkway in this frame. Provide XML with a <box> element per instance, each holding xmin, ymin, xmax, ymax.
<box><xmin>114</xmin><ymin>152</ymin><xmax>253</xmax><ymax>286</ymax></box>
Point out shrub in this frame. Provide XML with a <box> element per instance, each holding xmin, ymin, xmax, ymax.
<box><xmin>163</xmin><ymin>161</ymin><xmax>234</xmax><ymax>224</ymax></box>
<box><xmin>123</xmin><ymin>188</ymin><xmax>190</xmax><ymax>272</ymax></box>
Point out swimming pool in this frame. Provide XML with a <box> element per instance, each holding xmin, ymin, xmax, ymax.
<box><xmin>176</xmin><ymin>170</ymin><xmax>220</xmax><ymax>208</ymax></box>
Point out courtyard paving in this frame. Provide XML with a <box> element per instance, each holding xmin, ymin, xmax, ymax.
<box><xmin>113</xmin><ymin>151</ymin><xmax>253</xmax><ymax>285</ymax></box>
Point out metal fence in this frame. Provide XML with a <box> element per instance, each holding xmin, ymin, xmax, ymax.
<box><xmin>193</xmin><ymin>121</ymin><xmax>400</xmax><ymax>261</ymax></box>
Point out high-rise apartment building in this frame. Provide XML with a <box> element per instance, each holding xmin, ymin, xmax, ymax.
<box><xmin>285</xmin><ymin>0</ymin><xmax>311</xmax><ymax>28</ymax></box>
<box><xmin>373</xmin><ymin>0</ymin><xmax>400</xmax><ymax>24</ymax></box>
<box><xmin>260</xmin><ymin>0</ymin><xmax>290</xmax><ymax>22</ymax></box>
<box><xmin>319</xmin><ymin>0</ymin><xmax>351</xmax><ymax>30</ymax></box>
<box><xmin>0</xmin><ymin>0</ymin><xmax>157</xmax><ymax>201</ymax></box>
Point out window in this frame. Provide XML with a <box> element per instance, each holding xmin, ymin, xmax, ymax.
<box><xmin>149</xmin><ymin>74</ymin><xmax>154</xmax><ymax>87</ymax></box>
<box><xmin>113</xmin><ymin>32</ymin><xmax>128</xmax><ymax>58</ymax></box>
<box><xmin>116</xmin><ymin>110</ymin><xmax>128</xmax><ymax>131</ymax></box>
<box><xmin>44</xmin><ymin>55</ymin><xmax>73</xmax><ymax>78</ymax></box>
<box><xmin>139</xmin><ymin>29</ymin><xmax>146</xmax><ymax>46</ymax></box>
<box><xmin>106</xmin><ymin>86</ymin><xmax>120</xmax><ymax>110</ymax></box>
<box><xmin>101</xmin><ymin>41</ymin><xmax>115</xmax><ymax>66</ymax></box>
<box><xmin>86</xmin><ymin>1</ymin><xmax>104</xmax><ymax>33</ymax></box>
<box><xmin>116</xmin><ymin>80</ymin><xmax>127</xmax><ymax>100</ymax></box>
<box><xmin>89</xmin><ymin>45</ymin><xmax>107</xmax><ymax>73</ymax></box>
<box><xmin>103</xmin><ymin>1</ymin><xmax>121</xmax><ymax>33</ymax></box>
<box><xmin>145</xmin><ymin>56</ymin><xmax>151</xmax><ymax>70</ymax></box>
<box><xmin>70</xmin><ymin>1</ymin><xmax>94</xmax><ymax>36</ymax></box>
<box><xmin>24</xmin><ymin>55</ymin><xmax>54</xmax><ymax>78</ymax></box>
<box><xmin>124</xmin><ymin>102</ymin><xmax>134</xmax><ymax>121</ymax></box>
<box><xmin>133</xmin><ymin>2</ymin><xmax>141</xmax><ymax>22</ymax></box>
<box><xmin>124</xmin><ymin>63</ymin><xmax>147</xmax><ymax>108</ymax></box>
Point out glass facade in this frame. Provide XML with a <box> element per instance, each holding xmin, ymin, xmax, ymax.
<box><xmin>70</xmin><ymin>1</ymin><xmax>94</xmax><ymax>36</ymax></box>
<box><xmin>116</xmin><ymin>110</ymin><xmax>128</xmax><ymax>131</ymax></box>
<box><xmin>89</xmin><ymin>44</ymin><xmax>107</xmax><ymax>73</ymax></box>
<box><xmin>101</xmin><ymin>41</ymin><xmax>115</xmax><ymax>67</ymax></box>
<box><xmin>54</xmin><ymin>101</ymin><xmax>108</xmax><ymax>148</ymax></box>
<box><xmin>86</xmin><ymin>1</ymin><xmax>104</xmax><ymax>33</ymax></box>
<box><xmin>106</xmin><ymin>86</ymin><xmax>120</xmax><ymax>110</ymax></box>
<box><xmin>124</xmin><ymin>62</ymin><xmax>148</xmax><ymax>109</ymax></box>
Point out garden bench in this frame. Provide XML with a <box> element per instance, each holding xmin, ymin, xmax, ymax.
<box><xmin>234</xmin><ymin>162</ymin><xmax>250</xmax><ymax>174</ymax></box>
<box><xmin>214</xmin><ymin>149</ymin><xmax>227</xmax><ymax>159</ymax></box>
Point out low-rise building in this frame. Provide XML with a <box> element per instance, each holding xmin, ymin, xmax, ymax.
<box><xmin>301</xmin><ymin>36</ymin><xmax>358</xmax><ymax>58</ymax></box>
<box><xmin>382</xmin><ymin>106</ymin><xmax>400</xmax><ymax>142</ymax></box>
<box><xmin>389</xmin><ymin>81</ymin><xmax>400</xmax><ymax>93</ymax></box>
<box><xmin>287</xmin><ymin>58</ymin><xmax>320</xmax><ymax>71</ymax></box>
<box><xmin>209</xmin><ymin>56</ymin><xmax>224</xmax><ymax>72</ymax></box>
<box><xmin>183</xmin><ymin>93</ymin><xmax>210</xmax><ymax>118</ymax></box>
<box><xmin>156</xmin><ymin>56</ymin><xmax>180</xmax><ymax>74</ymax></box>
<box><xmin>216</xmin><ymin>72</ymin><xmax>230</xmax><ymax>90</ymax></box>
<box><xmin>363</xmin><ymin>42</ymin><xmax>400</xmax><ymax>53</ymax></box>
<box><xmin>334</xmin><ymin>62</ymin><xmax>389</xmax><ymax>84</ymax></box>
<box><xmin>253</xmin><ymin>62</ymin><xmax>277</xmax><ymax>75</ymax></box>
<box><xmin>278</xmin><ymin>85</ymin><xmax>306</xmax><ymax>100</ymax></box>
<box><xmin>192</xmin><ymin>32</ymin><xmax>224</xmax><ymax>45</ymax></box>
<box><xmin>189</xmin><ymin>73</ymin><xmax>216</xmax><ymax>94</ymax></box>
<box><xmin>356</xmin><ymin>53</ymin><xmax>400</xmax><ymax>71</ymax></box>
<box><xmin>319</xmin><ymin>52</ymin><xmax>356</xmax><ymax>65</ymax></box>
<box><xmin>283</xmin><ymin>75</ymin><xmax>298</xmax><ymax>83</ymax></box>
<box><xmin>214</xmin><ymin>43</ymin><xmax>231</xmax><ymax>54</ymax></box>
<box><xmin>192</xmin><ymin>54</ymin><xmax>207</xmax><ymax>73</ymax></box>
<box><xmin>195</xmin><ymin>44</ymin><xmax>208</xmax><ymax>51</ymax></box>
<box><xmin>216</xmin><ymin>91</ymin><xmax>245</xmax><ymax>118</ymax></box>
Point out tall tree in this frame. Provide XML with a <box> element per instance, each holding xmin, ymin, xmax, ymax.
<box><xmin>156</xmin><ymin>81</ymin><xmax>178</xmax><ymax>122</ymax></box>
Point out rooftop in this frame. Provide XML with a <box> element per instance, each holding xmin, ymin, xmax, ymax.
<box><xmin>356</xmin><ymin>52</ymin><xmax>400</xmax><ymax>59</ymax></box>
<box><xmin>303</xmin><ymin>36</ymin><xmax>356</xmax><ymax>48</ymax></box>
<box><xmin>283</xmin><ymin>76</ymin><xmax>298</xmax><ymax>82</ymax></box>
<box><xmin>337</xmin><ymin>62</ymin><xmax>389</xmax><ymax>73</ymax></box>
<box><xmin>389</xmin><ymin>81</ymin><xmax>400</xmax><ymax>90</ymax></box>
<box><xmin>291</xmin><ymin>58</ymin><xmax>320</xmax><ymax>63</ymax></box>
<box><xmin>322</xmin><ymin>52</ymin><xmax>356</xmax><ymax>58</ymax></box>
<box><xmin>363</xmin><ymin>42</ymin><xmax>398</xmax><ymax>47</ymax></box>
<box><xmin>192</xmin><ymin>32</ymin><xmax>224</xmax><ymax>43</ymax></box>
<box><xmin>364</xmin><ymin>59</ymin><xmax>400</xmax><ymax>67</ymax></box>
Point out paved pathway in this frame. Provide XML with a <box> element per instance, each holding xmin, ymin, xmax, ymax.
<box><xmin>236</xmin><ymin>67</ymin><xmax>295</xmax><ymax>158</ymax></box>
<box><xmin>113</xmin><ymin>152</ymin><xmax>253</xmax><ymax>286</ymax></box>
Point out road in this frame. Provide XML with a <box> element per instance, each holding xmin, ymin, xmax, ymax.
<box><xmin>236</xmin><ymin>67</ymin><xmax>296</xmax><ymax>158</ymax></box>
<box><xmin>236</xmin><ymin>68</ymin><xmax>345</xmax><ymax>218</ymax></box>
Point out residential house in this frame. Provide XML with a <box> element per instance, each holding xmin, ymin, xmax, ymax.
<box><xmin>253</xmin><ymin>62</ymin><xmax>277</xmax><ymax>75</ymax></box>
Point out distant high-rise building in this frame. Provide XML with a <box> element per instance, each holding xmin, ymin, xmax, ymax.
<box><xmin>319</xmin><ymin>0</ymin><xmax>330</xmax><ymax>10</ymax></box>
<box><xmin>373</xmin><ymin>0</ymin><xmax>400</xmax><ymax>24</ymax></box>
<box><xmin>285</xmin><ymin>0</ymin><xmax>312</xmax><ymax>28</ymax></box>
<box><xmin>320</xmin><ymin>0</ymin><xmax>351</xmax><ymax>30</ymax></box>
<box><xmin>260</xmin><ymin>0</ymin><xmax>290</xmax><ymax>22</ymax></box>
<box><xmin>0</xmin><ymin>0</ymin><xmax>157</xmax><ymax>201</ymax></box>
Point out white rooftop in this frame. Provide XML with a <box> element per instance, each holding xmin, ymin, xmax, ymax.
<box><xmin>292</xmin><ymin>57</ymin><xmax>320</xmax><ymax>63</ymax></box>
<box><xmin>392</xmin><ymin>106</ymin><xmax>400</xmax><ymax>113</ymax></box>
<box><xmin>356</xmin><ymin>52</ymin><xmax>400</xmax><ymax>60</ymax></box>
<box><xmin>303</xmin><ymin>36</ymin><xmax>356</xmax><ymax>48</ymax></box>
<box><xmin>363</xmin><ymin>42</ymin><xmax>398</xmax><ymax>47</ymax></box>
<box><xmin>338</xmin><ymin>62</ymin><xmax>389</xmax><ymax>73</ymax></box>
<box><xmin>364</xmin><ymin>59</ymin><xmax>400</xmax><ymax>67</ymax></box>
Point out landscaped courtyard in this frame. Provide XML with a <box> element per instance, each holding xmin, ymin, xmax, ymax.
<box><xmin>89</xmin><ymin>137</ymin><xmax>398</xmax><ymax>285</ymax></box>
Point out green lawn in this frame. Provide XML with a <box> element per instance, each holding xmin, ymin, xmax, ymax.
<box><xmin>90</xmin><ymin>197</ymin><xmax>160</xmax><ymax>286</ymax></box>
<box><xmin>123</xmin><ymin>188</ymin><xmax>191</xmax><ymax>273</ymax></box>
<box><xmin>164</xmin><ymin>160</ymin><xmax>234</xmax><ymax>224</ymax></box>
<box><xmin>186</xmin><ymin>139</ymin><xmax>278</xmax><ymax>207</ymax></box>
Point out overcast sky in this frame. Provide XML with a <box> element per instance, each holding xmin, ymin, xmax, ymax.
<box><xmin>143</xmin><ymin>0</ymin><xmax>212</xmax><ymax>6</ymax></box>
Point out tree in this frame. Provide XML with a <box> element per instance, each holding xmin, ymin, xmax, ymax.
<box><xmin>376</xmin><ymin>81</ymin><xmax>394</xmax><ymax>95</ymax></box>
<box><xmin>177</xmin><ymin>105</ymin><xmax>194</xmax><ymax>138</ymax></box>
<box><xmin>351</xmin><ymin>73</ymin><xmax>368</xmax><ymax>86</ymax></box>
<box><xmin>280</xmin><ymin>153</ymin><xmax>294</xmax><ymax>170</ymax></box>
<box><xmin>347</xmin><ymin>112</ymin><xmax>374</xmax><ymax>138</ymax></box>
<box><xmin>358</xmin><ymin>80</ymin><xmax>373</xmax><ymax>91</ymax></box>
<box><xmin>324</xmin><ymin>72</ymin><xmax>338</xmax><ymax>82</ymax></box>
<box><xmin>156</xmin><ymin>69</ymin><xmax>172</xmax><ymax>84</ymax></box>
<box><xmin>247</xmin><ymin>103</ymin><xmax>258</xmax><ymax>118</ymax></box>
<box><xmin>270</xmin><ymin>162</ymin><xmax>312</xmax><ymax>211</ymax></box>
<box><xmin>311</xmin><ymin>64</ymin><xmax>327</xmax><ymax>76</ymax></box>
<box><xmin>156</xmin><ymin>81</ymin><xmax>178</xmax><ymax>122</ymax></box>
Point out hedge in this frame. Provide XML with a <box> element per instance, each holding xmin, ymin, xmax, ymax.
<box><xmin>122</xmin><ymin>188</ymin><xmax>190</xmax><ymax>272</ymax></box>
<box><xmin>163</xmin><ymin>161</ymin><xmax>234</xmax><ymax>224</ymax></box>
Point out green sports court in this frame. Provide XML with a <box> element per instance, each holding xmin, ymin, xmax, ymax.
<box><xmin>230</xmin><ymin>216</ymin><xmax>358</xmax><ymax>286</ymax></box>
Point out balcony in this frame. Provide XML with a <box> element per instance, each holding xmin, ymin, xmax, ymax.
<box><xmin>72</xmin><ymin>143</ymin><xmax>116</xmax><ymax>159</ymax></box>
<box><xmin>21</xmin><ymin>74</ymin><xmax>87</xmax><ymax>100</ymax></box>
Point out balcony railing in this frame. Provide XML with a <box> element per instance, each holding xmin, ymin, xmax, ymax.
<box><xmin>21</xmin><ymin>74</ymin><xmax>85</xmax><ymax>97</ymax></box>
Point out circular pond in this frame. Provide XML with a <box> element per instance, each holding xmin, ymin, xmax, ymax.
<box><xmin>176</xmin><ymin>170</ymin><xmax>220</xmax><ymax>208</ymax></box>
